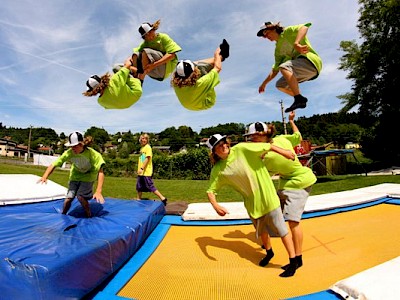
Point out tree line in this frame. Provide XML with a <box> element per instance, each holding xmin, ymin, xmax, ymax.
<box><xmin>0</xmin><ymin>111</ymin><xmax>369</xmax><ymax>179</ymax></box>
<box><xmin>0</xmin><ymin>111</ymin><xmax>363</xmax><ymax>155</ymax></box>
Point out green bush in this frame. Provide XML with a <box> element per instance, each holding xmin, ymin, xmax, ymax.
<box><xmin>153</xmin><ymin>147</ymin><xmax>211</xmax><ymax>180</ymax></box>
<box><xmin>103</xmin><ymin>147</ymin><xmax>212</xmax><ymax>180</ymax></box>
<box><xmin>104</xmin><ymin>157</ymin><xmax>136</xmax><ymax>177</ymax></box>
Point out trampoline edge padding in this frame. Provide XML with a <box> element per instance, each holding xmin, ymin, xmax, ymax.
<box><xmin>94</xmin><ymin>223</ymin><xmax>171</xmax><ymax>299</ymax></box>
<box><xmin>286</xmin><ymin>290</ymin><xmax>342</xmax><ymax>299</ymax></box>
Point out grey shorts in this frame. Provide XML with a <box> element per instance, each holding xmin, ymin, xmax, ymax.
<box><xmin>66</xmin><ymin>181</ymin><xmax>94</xmax><ymax>200</ymax></box>
<box><xmin>194</xmin><ymin>62</ymin><xmax>213</xmax><ymax>77</ymax></box>
<box><xmin>250</xmin><ymin>207</ymin><xmax>289</xmax><ymax>238</ymax></box>
<box><xmin>276</xmin><ymin>57</ymin><xmax>318</xmax><ymax>89</ymax></box>
<box><xmin>278</xmin><ymin>187</ymin><xmax>312</xmax><ymax>222</ymax></box>
<box><xmin>140</xmin><ymin>48</ymin><xmax>166</xmax><ymax>81</ymax></box>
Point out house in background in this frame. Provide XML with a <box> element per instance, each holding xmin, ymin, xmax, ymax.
<box><xmin>0</xmin><ymin>138</ymin><xmax>28</xmax><ymax>158</ymax></box>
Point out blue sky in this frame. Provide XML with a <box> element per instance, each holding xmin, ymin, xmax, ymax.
<box><xmin>0</xmin><ymin>0</ymin><xmax>361</xmax><ymax>136</ymax></box>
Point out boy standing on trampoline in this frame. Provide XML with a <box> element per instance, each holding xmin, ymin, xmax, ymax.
<box><xmin>136</xmin><ymin>133</ymin><xmax>167</xmax><ymax>206</ymax></box>
<box><xmin>206</xmin><ymin>134</ymin><xmax>298</xmax><ymax>277</ymax></box>
<box><xmin>257</xmin><ymin>21</ymin><xmax>322</xmax><ymax>113</ymax></box>
<box><xmin>244</xmin><ymin>111</ymin><xmax>317</xmax><ymax>270</ymax></box>
<box><xmin>38</xmin><ymin>131</ymin><xmax>105</xmax><ymax>218</ymax></box>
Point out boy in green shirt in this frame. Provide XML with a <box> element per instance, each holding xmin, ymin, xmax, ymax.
<box><xmin>244</xmin><ymin>111</ymin><xmax>317</xmax><ymax>270</ymax></box>
<box><xmin>206</xmin><ymin>134</ymin><xmax>298</xmax><ymax>277</ymax></box>
<box><xmin>170</xmin><ymin>39</ymin><xmax>229</xmax><ymax>111</ymax></box>
<box><xmin>131</xmin><ymin>19</ymin><xmax>182</xmax><ymax>82</ymax></box>
<box><xmin>38</xmin><ymin>132</ymin><xmax>105</xmax><ymax>218</ymax></box>
<box><xmin>83</xmin><ymin>57</ymin><xmax>143</xmax><ymax>109</ymax></box>
<box><xmin>257</xmin><ymin>22</ymin><xmax>322</xmax><ymax>113</ymax></box>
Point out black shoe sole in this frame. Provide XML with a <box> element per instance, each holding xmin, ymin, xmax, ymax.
<box><xmin>285</xmin><ymin>102</ymin><xmax>307</xmax><ymax>113</ymax></box>
<box><xmin>219</xmin><ymin>39</ymin><xmax>230</xmax><ymax>61</ymax></box>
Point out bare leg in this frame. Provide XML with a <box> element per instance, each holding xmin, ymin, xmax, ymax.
<box><xmin>278</xmin><ymin>68</ymin><xmax>300</xmax><ymax>96</ymax></box>
<box><xmin>281</xmin><ymin>221</ymin><xmax>304</xmax><ymax>271</ymax></box>
<box><xmin>289</xmin><ymin>221</ymin><xmax>303</xmax><ymax>256</ymax></box>
<box><xmin>259</xmin><ymin>232</ymin><xmax>275</xmax><ymax>267</ymax></box>
<box><xmin>280</xmin><ymin>67</ymin><xmax>308</xmax><ymax>112</ymax></box>
<box><xmin>62</xmin><ymin>198</ymin><xmax>73</xmax><ymax>215</ymax></box>
<box><xmin>279</xmin><ymin>233</ymin><xmax>297</xmax><ymax>277</ymax></box>
<box><xmin>141</xmin><ymin>53</ymin><xmax>151</xmax><ymax>71</ymax></box>
<box><xmin>137</xmin><ymin>191</ymin><xmax>142</xmax><ymax>200</ymax></box>
<box><xmin>281</xmin><ymin>233</ymin><xmax>296</xmax><ymax>258</ymax></box>
<box><xmin>113</xmin><ymin>54</ymin><xmax>138</xmax><ymax>77</ymax></box>
<box><xmin>260</xmin><ymin>232</ymin><xmax>272</xmax><ymax>250</ymax></box>
<box><xmin>77</xmin><ymin>196</ymin><xmax>91</xmax><ymax>218</ymax></box>
<box><xmin>130</xmin><ymin>53</ymin><xmax>138</xmax><ymax>67</ymax></box>
<box><xmin>153</xmin><ymin>189</ymin><xmax>166</xmax><ymax>201</ymax></box>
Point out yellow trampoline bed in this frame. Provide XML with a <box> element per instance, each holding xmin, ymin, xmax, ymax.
<box><xmin>93</xmin><ymin>184</ymin><xmax>400</xmax><ymax>300</ymax></box>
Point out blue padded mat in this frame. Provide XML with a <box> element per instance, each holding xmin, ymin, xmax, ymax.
<box><xmin>0</xmin><ymin>198</ymin><xmax>165</xmax><ymax>300</ymax></box>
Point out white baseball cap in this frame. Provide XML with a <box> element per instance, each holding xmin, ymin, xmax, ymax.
<box><xmin>176</xmin><ymin>60</ymin><xmax>195</xmax><ymax>78</ymax></box>
<box><xmin>243</xmin><ymin>122</ymin><xmax>267</xmax><ymax>136</ymax></box>
<box><xmin>65</xmin><ymin>131</ymin><xmax>84</xmax><ymax>147</ymax></box>
<box><xmin>138</xmin><ymin>23</ymin><xmax>153</xmax><ymax>37</ymax></box>
<box><xmin>86</xmin><ymin>75</ymin><xmax>101</xmax><ymax>91</ymax></box>
<box><xmin>206</xmin><ymin>134</ymin><xmax>227</xmax><ymax>150</ymax></box>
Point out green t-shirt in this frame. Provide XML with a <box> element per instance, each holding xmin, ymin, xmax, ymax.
<box><xmin>53</xmin><ymin>147</ymin><xmax>105</xmax><ymax>182</ymax></box>
<box><xmin>134</xmin><ymin>32</ymin><xmax>182</xmax><ymax>79</ymax></box>
<box><xmin>98</xmin><ymin>67</ymin><xmax>143</xmax><ymax>109</ymax></box>
<box><xmin>263</xmin><ymin>132</ymin><xmax>317</xmax><ymax>190</ymax></box>
<box><xmin>138</xmin><ymin>144</ymin><xmax>153</xmax><ymax>176</ymax></box>
<box><xmin>173</xmin><ymin>69</ymin><xmax>220</xmax><ymax>111</ymax></box>
<box><xmin>273</xmin><ymin>23</ymin><xmax>322</xmax><ymax>75</ymax></box>
<box><xmin>207</xmin><ymin>142</ymin><xmax>280</xmax><ymax>219</ymax></box>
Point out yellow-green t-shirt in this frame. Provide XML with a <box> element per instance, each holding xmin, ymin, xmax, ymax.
<box><xmin>207</xmin><ymin>142</ymin><xmax>280</xmax><ymax>219</ymax></box>
<box><xmin>263</xmin><ymin>132</ymin><xmax>317</xmax><ymax>190</ymax></box>
<box><xmin>273</xmin><ymin>23</ymin><xmax>322</xmax><ymax>75</ymax></box>
<box><xmin>53</xmin><ymin>147</ymin><xmax>105</xmax><ymax>182</ymax></box>
<box><xmin>98</xmin><ymin>67</ymin><xmax>142</xmax><ymax>109</ymax></box>
<box><xmin>173</xmin><ymin>69</ymin><xmax>220</xmax><ymax>111</ymax></box>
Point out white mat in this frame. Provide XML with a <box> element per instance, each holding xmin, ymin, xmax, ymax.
<box><xmin>181</xmin><ymin>183</ymin><xmax>400</xmax><ymax>221</ymax></box>
<box><xmin>330</xmin><ymin>256</ymin><xmax>400</xmax><ymax>300</ymax></box>
<box><xmin>304</xmin><ymin>183</ymin><xmax>400</xmax><ymax>212</ymax></box>
<box><xmin>0</xmin><ymin>174</ymin><xmax>67</xmax><ymax>205</ymax></box>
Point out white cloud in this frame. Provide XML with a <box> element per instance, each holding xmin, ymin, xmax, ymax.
<box><xmin>0</xmin><ymin>0</ymin><xmax>360</xmax><ymax>135</ymax></box>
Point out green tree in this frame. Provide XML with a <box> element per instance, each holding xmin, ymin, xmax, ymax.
<box><xmin>338</xmin><ymin>0</ymin><xmax>400</xmax><ymax>164</ymax></box>
<box><xmin>118</xmin><ymin>142</ymin><xmax>130</xmax><ymax>158</ymax></box>
<box><xmin>85</xmin><ymin>127</ymin><xmax>110</xmax><ymax>152</ymax></box>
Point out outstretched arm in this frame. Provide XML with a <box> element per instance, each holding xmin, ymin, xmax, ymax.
<box><xmin>207</xmin><ymin>192</ymin><xmax>229</xmax><ymax>216</ymax></box>
<box><xmin>213</xmin><ymin>47</ymin><xmax>222</xmax><ymax>73</ymax></box>
<box><xmin>259</xmin><ymin>69</ymin><xmax>278</xmax><ymax>93</ymax></box>
<box><xmin>37</xmin><ymin>164</ymin><xmax>56</xmax><ymax>184</ymax></box>
<box><xmin>288</xmin><ymin>111</ymin><xmax>300</xmax><ymax>135</ymax></box>
<box><xmin>93</xmin><ymin>168</ymin><xmax>105</xmax><ymax>204</ymax></box>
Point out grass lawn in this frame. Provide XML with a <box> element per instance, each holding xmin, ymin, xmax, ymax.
<box><xmin>1</xmin><ymin>161</ymin><xmax>400</xmax><ymax>203</ymax></box>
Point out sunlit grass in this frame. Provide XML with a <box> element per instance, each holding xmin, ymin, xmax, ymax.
<box><xmin>1</xmin><ymin>162</ymin><xmax>399</xmax><ymax>204</ymax></box>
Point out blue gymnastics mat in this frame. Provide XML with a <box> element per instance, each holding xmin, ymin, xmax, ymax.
<box><xmin>0</xmin><ymin>198</ymin><xmax>165</xmax><ymax>300</ymax></box>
